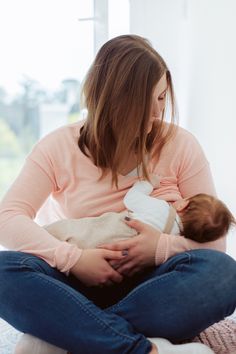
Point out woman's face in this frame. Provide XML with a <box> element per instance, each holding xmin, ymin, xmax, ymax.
<box><xmin>148</xmin><ymin>73</ymin><xmax>168</xmax><ymax>132</ymax></box>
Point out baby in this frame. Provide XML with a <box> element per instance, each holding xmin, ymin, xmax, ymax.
<box><xmin>44</xmin><ymin>180</ymin><xmax>235</xmax><ymax>248</ymax></box>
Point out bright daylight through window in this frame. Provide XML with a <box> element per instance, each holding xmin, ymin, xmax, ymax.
<box><xmin>0</xmin><ymin>0</ymin><xmax>94</xmax><ymax>198</ymax></box>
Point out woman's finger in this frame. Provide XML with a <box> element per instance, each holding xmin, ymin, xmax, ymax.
<box><xmin>109</xmin><ymin>260</ymin><xmax>120</xmax><ymax>269</ymax></box>
<box><xmin>104</xmin><ymin>249</ymin><xmax>128</xmax><ymax>260</ymax></box>
<box><xmin>97</xmin><ymin>243</ymin><xmax>114</xmax><ymax>249</ymax></box>
<box><xmin>117</xmin><ymin>261</ymin><xmax>136</xmax><ymax>275</ymax></box>
<box><xmin>109</xmin><ymin>268</ymin><xmax>124</xmax><ymax>284</ymax></box>
<box><xmin>98</xmin><ymin>239</ymin><xmax>136</xmax><ymax>251</ymax></box>
<box><xmin>102</xmin><ymin>279</ymin><xmax>115</xmax><ymax>287</ymax></box>
<box><xmin>124</xmin><ymin>217</ymin><xmax>151</xmax><ymax>234</ymax></box>
<box><xmin>110</xmin><ymin>254</ymin><xmax>132</xmax><ymax>268</ymax></box>
<box><xmin>126</xmin><ymin>267</ymin><xmax>140</xmax><ymax>277</ymax></box>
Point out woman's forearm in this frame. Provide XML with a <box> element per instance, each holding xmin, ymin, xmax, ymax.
<box><xmin>155</xmin><ymin>233</ymin><xmax>226</xmax><ymax>265</ymax></box>
<box><xmin>0</xmin><ymin>157</ymin><xmax>82</xmax><ymax>274</ymax></box>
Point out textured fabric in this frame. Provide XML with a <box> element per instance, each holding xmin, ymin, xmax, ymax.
<box><xmin>124</xmin><ymin>180</ymin><xmax>180</xmax><ymax>234</ymax></box>
<box><xmin>44</xmin><ymin>210</ymin><xmax>137</xmax><ymax>249</ymax></box>
<box><xmin>191</xmin><ymin>318</ymin><xmax>236</xmax><ymax>354</ymax></box>
<box><xmin>0</xmin><ymin>121</ymin><xmax>226</xmax><ymax>273</ymax></box>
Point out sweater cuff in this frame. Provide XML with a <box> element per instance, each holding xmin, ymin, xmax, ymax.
<box><xmin>54</xmin><ymin>242</ymin><xmax>82</xmax><ymax>274</ymax></box>
<box><xmin>155</xmin><ymin>233</ymin><xmax>168</xmax><ymax>266</ymax></box>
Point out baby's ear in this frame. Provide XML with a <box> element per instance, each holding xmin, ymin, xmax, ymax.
<box><xmin>173</xmin><ymin>199</ymin><xmax>190</xmax><ymax>212</ymax></box>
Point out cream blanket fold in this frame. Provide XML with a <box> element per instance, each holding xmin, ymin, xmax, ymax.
<box><xmin>44</xmin><ymin>211</ymin><xmax>137</xmax><ymax>249</ymax></box>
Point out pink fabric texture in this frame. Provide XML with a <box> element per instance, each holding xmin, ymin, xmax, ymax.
<box><xmin>191</xmin><ymin>318</ymin><xmax>236</xmax><ymax>354</ymax></box>
<box><xmin>0</xmin><ymin>121</ymin><xmax>226</xmax><ymax>273</ymax></box>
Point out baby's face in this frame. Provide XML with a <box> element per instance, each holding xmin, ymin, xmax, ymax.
<box><xmin>172</xmin><ymin>199</ymin><xmax>189</xmax><ymax>212</ymax></box>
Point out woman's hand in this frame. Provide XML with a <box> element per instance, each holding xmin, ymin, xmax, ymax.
<box><xmin>70</xmin><ymin>248</ymin><xmax>127</xmax><ymax>287</ymax></box>
<box><xmin>98</xmin><ymin>218</ymin><xmax>161</xmax><ymax>277</ymax></box>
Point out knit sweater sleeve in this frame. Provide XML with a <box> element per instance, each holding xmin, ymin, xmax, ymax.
<box><xmin>155</xmin><ymin>129</ymin><xmax>226</xmax><ymax>265</ymax></box>
<box><xmin>0</xmin><ymin>134</ymin><xmax>82</xmax><ymax>274</ymax></box>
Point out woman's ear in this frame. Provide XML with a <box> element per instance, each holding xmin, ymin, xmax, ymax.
<box><xmin>173</xmin><ymin>199</ymin><xmax>190</xmax><ymax>212</ymax></box>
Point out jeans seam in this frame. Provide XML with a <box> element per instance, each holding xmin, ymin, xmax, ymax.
<box><xmin>175</xmin><ymin>252</ymin><xmax>192</xmax><ymax>271</ymax></box>
<box><xmin>28</xmin><ymin>272</ymin><xmax>138</xmax><ymax>344</ymax></box>
<box><xmin>20</xmin><ymin>256</ymin><xmax>50</xmax><ymax>274</ymax></box>
<box><xmin>183</xmin><ymin>252</ymin><xmax>192</xmax><ymax>263</ymax></box>
<box><xmin>20</xmin><ymin>255</ymin><xmax>43</xmax><ymax>266</ymax></box>
<box><xmin>108</xmin><ymin>270</ymin><xmax>177</xmax><ymax>313</ymax></box>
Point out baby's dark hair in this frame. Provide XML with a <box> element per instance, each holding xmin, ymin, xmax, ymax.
<box><xmin>180</xmin><ymin>194</ymin><xmax>236</xmax><ymax>243</ymax></box>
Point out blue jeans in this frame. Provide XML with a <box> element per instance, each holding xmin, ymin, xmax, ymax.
<box><xmin>0</xmin><ymin>249</ymin><xmax>235</xmax><ymax>354</ymax></box>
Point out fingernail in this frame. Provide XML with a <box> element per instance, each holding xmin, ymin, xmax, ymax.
<box><xmin>122</xmin><ymin>249</ymin><xmax>129</xmax><ymax>256</ymax></box>
<box><xmin>124</xmin><ymin>216</ymin><xmax>130</xmax><ymax>221</ymax></box>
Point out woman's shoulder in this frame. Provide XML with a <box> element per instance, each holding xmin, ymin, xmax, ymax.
<box><xmin>172</xmin><ymin>124</ymin><xmax>198</xmax><ymax>143</ymax></box>
<box><xmin>31</xmin><ymin>120</ymin><xmax>85</xmax><ymax>152</ymax></box>
<box><xmin>151</xmin><ymin>124</ymin><xmax>209</xmax><ymax>189</ymax></box>
<box><xmin>27</xmin><ymin>120</ymin><xmax>86</xmax><ymax>167</ymax></box>
<box><xmin>162</xmin><ymin>124</ymin><xmax>208</xmax><ymax>172</ymax></box>
<box><xmin>164</xmin><ymin>124</ymin><xmax>202</xmax><ymax>154</ymax></box>
<box><xmin>39</xmin><ymin>120</ymin><xmax>84</xmax><ymax>144</ymax></box>
<box><xmin>156</xmin><ymin>123</ymin><xmax>207</xmax><ymax>171</ymax></box>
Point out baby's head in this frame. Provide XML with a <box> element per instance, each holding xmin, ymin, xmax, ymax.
<box><xmin>173</xmin><ymin>194</ymin><xmax>236</xmax><ymax>243</ymax></box>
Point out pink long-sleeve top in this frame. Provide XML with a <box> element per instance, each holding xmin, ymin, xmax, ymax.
<box><xmin>0</xmin><ymin>121</ymin><xmax>226</xmax><ymax>274</ymax></box>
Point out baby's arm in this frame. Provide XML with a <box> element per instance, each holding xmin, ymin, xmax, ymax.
<box><xmin>124</xmin><ymin>180</ymin><xmax>158</xmax><ymax>213</ymax></box>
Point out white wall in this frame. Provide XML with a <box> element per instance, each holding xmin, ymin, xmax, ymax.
<box><xmin>130</xmin><ymin>0</ymin><xmax>236</xmax><ymax>258</ymax></box>
<box><xmin>130</xmin><ymin>0</ymin><xmax>189</xmax><ymax>125</ymax></box>
<box><xmin>185</xmin><ymin>0</ymin><xmax>236</xmax><ymax>206</ymax></box>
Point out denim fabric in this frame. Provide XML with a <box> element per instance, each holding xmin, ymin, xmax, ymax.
<box><xmin>0</xmin><ymin>249</ymin><xmax>235</xmax><ymax>353</ymax></box>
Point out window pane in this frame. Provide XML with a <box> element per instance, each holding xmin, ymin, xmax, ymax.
<box><xmin>0</xmin><ymin>0</ymin><xmax>94</xmax><ymax>198</ymax></box>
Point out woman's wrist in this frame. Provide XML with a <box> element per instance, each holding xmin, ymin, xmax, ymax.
<box><xmin>67</xmin><ymin>249</ymin><xmax>84</xmax><ymax>277</ymax></box>
<box><xmin>154</xmin><ymin>233</ymin><xmax>167</xmax><ymax>265</ymax></box>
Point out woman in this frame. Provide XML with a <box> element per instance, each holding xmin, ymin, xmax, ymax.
<box><xmin>0</xmin><ymin>35</ymin><xmax>235</xmax><ymax>354</ymax></box>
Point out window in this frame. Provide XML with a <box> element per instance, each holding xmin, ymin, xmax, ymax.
<box><xmin>0</xmin><ymin>0</ymin><xmax>94</xmax><ymax>198</ymax></box>
<box><xmin>0</xmin><ymin>0</ymin><xmax>130</xmax><ymax>198</ymax></box>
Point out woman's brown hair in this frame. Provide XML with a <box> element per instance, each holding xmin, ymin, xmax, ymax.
<box><xmin>79</xmin><ymin>34</ymin><xmax>177</xmax><ymax>187</ymax></box>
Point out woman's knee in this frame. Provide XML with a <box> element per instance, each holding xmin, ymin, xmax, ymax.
<box><xmin>0</xmin><ymin>250</ymin><xmax>24</xmax><ymax>273</ymax></box>
<box><xmin>0</xmin><ymin>251</ymin><xmax>26</xmax><ymax>307</ymax></box>
<box><xmin>190</xmin><ymin>249</ymin><xmax>236</xmax><ymax>279</ymax></box>
<box><xmin>0</xmin><ymin>250</ymin><xmax>43</xmax><ymax>273</ymax></box>
<box><xmin>189</xmin><ymin>249</ymin><xmax>236</xmax><ymax>308</ymax></box>
<box><xmin>0</xmin><ymin>250</ymin><xmax>68</xmax><ymax>286</ymax></box>
<box><xmin>0</xmin><ymin>250</ymin><xmax>49</xmax><ymax>292</ymax></box>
